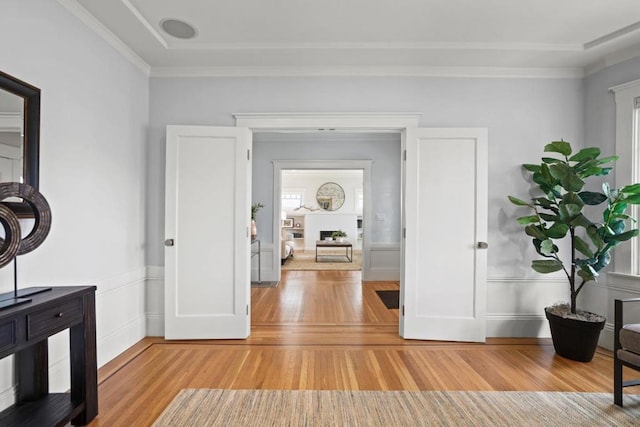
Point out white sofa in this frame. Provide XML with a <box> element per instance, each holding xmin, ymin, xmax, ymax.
<box><xmin>281</xmin><ymin>228</ymin><xmax>295</xmax><ymax>264</ymax></box>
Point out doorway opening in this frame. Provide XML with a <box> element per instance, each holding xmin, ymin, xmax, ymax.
<box><xmin>280</xmin><ymin>169</ymin><xmax>364</xmax><ymax>272</ymax></box>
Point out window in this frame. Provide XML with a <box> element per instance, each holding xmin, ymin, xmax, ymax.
<box><xmin>612</xmin><ymin>79</ymin><xmax>640</xmax><ymax>276</ymax></box>
<box><xmin>281</xmin><ymin>191</ymin><xmax>304</xmax><ymax>212</ymax></box>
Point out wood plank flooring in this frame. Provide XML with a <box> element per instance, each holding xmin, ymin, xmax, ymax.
<box><xmin>89</xmin><ymin>270</ymin><xmax>636</xmax><ymax>426</ymax></box>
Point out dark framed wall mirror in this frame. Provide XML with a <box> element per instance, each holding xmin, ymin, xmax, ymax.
<box><xmin>0</xmin><ymin>71</ymin><xmax>40</xmax><ymax>216</ymax></box>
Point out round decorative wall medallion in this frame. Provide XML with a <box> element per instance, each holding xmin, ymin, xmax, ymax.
<box><xmin>316</xmin><ymin>182</ymin><xmax>345</xmax><ymax>211</ymax></box>
<box><xmin>0</xmin><ymin>204</ymin><xmax>21</xmax><ymax>268</ymax></box>
<box><xmin>0</xmin><ymin>183</ymin><xmax>51</xmax><ymax>255</ymax></box>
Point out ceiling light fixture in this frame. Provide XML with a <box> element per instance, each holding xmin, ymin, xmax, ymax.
<box><xmin>160</xmin><ymin>19</ymin><xmax>197</xmax><ymax>39</ymax></box>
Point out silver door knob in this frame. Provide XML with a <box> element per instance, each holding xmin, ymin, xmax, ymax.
<box><xmin>477</xmin><ymin>242</ymin><xmax>488</xmax><ymax>249</ymax></box>
<box><xmin>164</xmin><ymin>239</ymin><xmax>175</xmax><ymax>247</ymax></box>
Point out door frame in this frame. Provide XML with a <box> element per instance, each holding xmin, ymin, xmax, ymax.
<box><xmin>273</xmin><ymin>160</ymin><xmax>372</xmax><ymax>281</ymax></box>
<box><xmin>235</xmin><ymin>113</ymin><xmax>421</xmax><ymax>285</ymax></box>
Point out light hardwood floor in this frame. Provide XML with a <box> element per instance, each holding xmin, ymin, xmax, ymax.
<box><xmin>89</xmin><ymin>270</ymin><xmax>633</xmax><ymax>426</ymax></box>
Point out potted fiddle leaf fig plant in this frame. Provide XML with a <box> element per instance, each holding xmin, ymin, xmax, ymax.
<box><xmin>508</xmin><ymin>140</ymin><xmax>640</xmax><ymax>362</ymax></box>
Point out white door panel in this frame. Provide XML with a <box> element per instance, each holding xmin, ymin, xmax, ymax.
<box><xmin>401</xmin><ymin>128</ymin><xmax>488</xmax><ymax>342</ymax></box>
<box><xmin>165</xmin><ymin>125</ymin><xmax>251</xmax><ymax>339</ymax></box>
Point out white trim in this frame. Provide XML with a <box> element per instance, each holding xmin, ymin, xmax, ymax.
<box><xmin>235</xmin><ymin>113</ymin><xmax>421</xmax><ymax>130</ymax></box>
<box><xmin>584</xmin><ymin>21</ymin><xmax>640</xmax><ymax>50</ymax></box>
<box><xmin>56</xmin><ymin>0</ymin><xmax>151</xmax><ymax>75</ymax></box>
<box><xmin>162</xmin><ymin>41</ymin><xmax>584</xmax><ymax>52</ymax></box>
<box><xmin>121</xmin><ymin>0</ymin><xmax>169</xmax><ymax>49</ymax></box>
<box><xmin>611</xmin><ymin>80</ymin><xmax>640</xmax><ymax>276</ymax></box>
<box><xmin>151</xmin><ymin>65</ymin><xmax>584</xmax><ymax>79</ymax></box>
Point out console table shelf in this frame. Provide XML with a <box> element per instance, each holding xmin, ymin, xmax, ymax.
<box><xmin>0</xmin><ymin>286</ymin><xmax>98</xmax><ymax>427</ymax></box>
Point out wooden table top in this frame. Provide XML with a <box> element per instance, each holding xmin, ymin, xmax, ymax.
<box><xmin>316</xmin><ymin>240</ymin><xmax>352</xmax><ymax>247</ymax></box>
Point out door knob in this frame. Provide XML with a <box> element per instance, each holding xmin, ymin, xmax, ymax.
<box><xmin>477</xmin><ymin>242</ymin><xmax>488</xmax><ymax>249</ymax></box>
<box><xmin>164</xmin><ymin>239</ymin><xmax>175</xmax><ymax>247</ymax></box>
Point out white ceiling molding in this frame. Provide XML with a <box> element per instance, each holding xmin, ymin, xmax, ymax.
<box><xmin>585</xmin><ymin>45</ymin><xmax>640</xmax><ymax>76</ymax></box>
<box><xmin>151</xmin><ymin>65</ymin><xmax>584</xmax><ymax>79</ymax></box>
<box><xmin>56</xmin><ymin>0</ymin><xmax>151</xmax><ymax>75</ymax></box>
<box><xmin>584</xmin><ymin>20</ymin><xmax>640</xmax><ymax>50</ymax></box>
<box><xmin>58</xmin><ymin>1</ymin><xmax>640</xmax><ymax>79</ymax></box>
<box><xmin>121</xmin><ymin>0</ymin><xmax>169</xmax><ymax>49</ymax></box>
<box><xmin>164</xmin><ymin>41</ymin><xmax>585</xmax><ymax>52</ymax></box>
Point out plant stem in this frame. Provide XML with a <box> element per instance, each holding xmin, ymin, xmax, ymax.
<box><xmin>569</xmin><ymin>227</ymin><xmax>577</xmax><ymax>314</ymax></box>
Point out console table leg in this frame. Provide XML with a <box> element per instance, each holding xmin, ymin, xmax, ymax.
<box><xmin>70</xmin><ymin>292</ymin><xmax>98</xmax><ymax>425</ymax></box>
<box><xmin>15</xmin><ymin>340</ymin><xmax>48</xmax><ymax>402</ymax></box>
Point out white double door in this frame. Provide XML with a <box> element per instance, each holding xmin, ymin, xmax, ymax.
<box><xmin>165</xmin><ymin>125</ymin><xmax>487</xmax><ymax>342</ymax></box>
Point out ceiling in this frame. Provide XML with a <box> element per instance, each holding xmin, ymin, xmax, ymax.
<box><xmin>61</xmin><ymin>0</ymin><xmax>640</xmax><ymax>77</ymax></box>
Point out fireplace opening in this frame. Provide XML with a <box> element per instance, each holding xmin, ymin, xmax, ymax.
<box><xmin>320</xmin><ymin>230</ymin><xmax>337</xmax><ymax>240</ymax></box>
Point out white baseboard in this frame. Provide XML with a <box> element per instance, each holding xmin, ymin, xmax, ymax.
<box><xmin>486</xmin><ymin>313</ymin><xmax>550</xmax><ymax>338</ymax></box>
<box><xmin>365</xmin><ymin>243</ymin><xmax>400</xmax><ymax>281</ymax></box>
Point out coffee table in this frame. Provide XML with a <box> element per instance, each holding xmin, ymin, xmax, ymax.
<box><xmin>315</xmin><ymin>240</ymin><xmax>353</xmax><ymax>262</ymax></box>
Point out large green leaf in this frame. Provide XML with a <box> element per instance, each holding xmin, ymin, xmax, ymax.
<box><xmin>610</xmin><ymin>219</ymin><xmax>626</xmax><ymax>234</ymax></box>
<box><xmin>604</xmin><ymin>229</ymin><xmax>639</xmax><ymax>243</ymax></box>
<box><xmin>570</xmin><ymin>214</ymin><xmax>593</xmax><ymax>228</ymax></box>
<box><xmin>595</xmin><ymin>167</ymin><xmax>612</xmax><ymax>176</ymax></box>
<box><xmin>540</xmin><ymin>213</ymin><xmax>560</xmax><ymax>222</ymax></box>
<box><xmin>592</xmin><ymin>251</ymin><xmax>612</xmax><ymax>272</ymax></box>
<box><xmin>560</xmin><ymin>173</ymin><xmax>585</xmax><ymax>192</ymax></box>
<box><xmin>517</xmin><ymin>215</ymin><xmax>540</xmax><ymax>225</ymax></box>
<box><xmin>542</xmin><ymin>157</ymin><xmax>563</xmax><ymax>164</ymax></box>
<box><xmin>532</xmin><ymin>197</ymin><xmax>554</xmax><ymax>208</ymax></box>
<box><xmin>559</xmin><ymin>203</ymin><xmax>582</xmax><ymax>222</ymax></box>
<box><xmin>577</xmin><ymin>267</ymin><xmax>596</xmax><ymax>283</ymax></box>
<box><xmin>549</xmin><ymin>163</ymin><xmax>570</xmax><ymax>180</ymax></box>
<box><xmin>540</xmin><ymin>239</ymin><xmax>558</xmax><ymax>256</ymax></box>
<box><xmin>574</xmin><ymin>235</ymin><xmax>594</xmax><ymax>258</ymax></box>
<box><xmin>508</xmin><ymin>196</ymin><xmax>531</xmax><ymax>207</ymax></box>
<box><xmin>523</xmin><ymin>164</ymin><xmax>541</xmax><ymax>173</ymax></box>
<box><xmin>545</xmin><ymin>223</ymin><xmax>569</xmax><ymax>238</ymax></box>
<box><xmin>533</xmin><ymin>239</ymin><xmax>554</xmax><ymax>258</ymax></box>
<box><xmin>569</xmin><ymin>147</ymin><xmax>600</xmax><ymax>162</ymax></box>
<box><xmin>544</xmin><ymin>141</ymin><xmax>572</xmax><ymax>156</ymax></box>
<box><xmin>525</xmin><ymin>225</ymin><xmax>548</xmax><ymax>240</ymax></box>
<box><xmin>587</xmin><ymin>225</ymin><xmax>605</xmax><ymax>249</ymax></box>
<box><xmin>532</xmin><ymin>259</ymin><xmax>564</xmax><ymax>273</ymax></box>
<box><xmin>596</xmin><ymin>155</ymin><xmax>619</xmax><ymax>165</ymax></box>
<box><xmin>621</xmin><ymin>183</ymin><xmax>640</xmax><ymax>194</ymax></box>
<box><xmin>577</xmin><ymin>191</ymin><xmax>607</xmax><ymax>205</ymax></box>
<box><xmin>625</xmin><ymin>193</ymin><xmax>640</xmax><ymax>204</ymax></box>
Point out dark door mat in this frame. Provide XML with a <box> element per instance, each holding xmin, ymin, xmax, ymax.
<box><xmin>376</xmin><ymin>290</ymin><xmax>399</xmax><ymax>309</ymax></box>
<box><xmin>251</xmin><ymin>281</ymin><xmax>279</xmax><ymax>288</ymax></box>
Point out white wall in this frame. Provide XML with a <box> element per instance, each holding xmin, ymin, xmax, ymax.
<box><xmin>0</xmin><ymin>0</ymin><xmax>149</xmax><ymax>410</ymax></box>
<box><xmin>147</xmin><ymin>74</ymin><xmax>583</xmax><ymax>336</ymax></box>
<box><xmin>281</xmin><ymin>169</ymin><xmax>363</xmax><ymax>216</ymax></box>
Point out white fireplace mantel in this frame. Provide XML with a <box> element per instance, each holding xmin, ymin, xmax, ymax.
<box><xmin>304</xmin><ymin>213</ymin><xmax>358</xmax><ymax>250</ymax></box>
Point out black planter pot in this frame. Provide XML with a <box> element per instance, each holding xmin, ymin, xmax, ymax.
<box><xmin>545</xmin><ymin>308</ymin><xmax>606</xmax><ymax>362</ymax></box>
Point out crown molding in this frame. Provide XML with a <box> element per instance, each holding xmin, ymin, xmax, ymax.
<box><xmin>585</xmin><ymin>45</ymin><xmax>640</xmax><ymax>76</ymax></box>
<box><xmin>164</xmin><ymin>41</ymin><xmax>584</xmax><ymax>52</ymax></box>
<box><xmin>151</xmin><ymin>65</ymin><xmax>584</xmax><ymax>79</ymax></box>
<box><xmin>56</xmin><ymin>0</ymin><xmax>151</xmax><ymax>75</ymax></box>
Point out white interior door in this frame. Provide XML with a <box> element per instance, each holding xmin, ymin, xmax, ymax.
<box><xmin>401</xmin><ymin>128</ymin><xmax>488</xmax><ymax>342</ymax></box>
<box><xmin>165</xmin><ymin>125</ymin><xmax>252</xmax><ymax>339</ymax></box>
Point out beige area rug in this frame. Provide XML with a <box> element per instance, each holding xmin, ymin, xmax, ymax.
<box><xmin>153</xmin><ymin>389</ymin><xmax>640</xmax><ymax>426</ymax></box>
<box><xmin>282</xmin><ymin>250</ymin><xmax>362</xmax><ymax>271</ymax></box>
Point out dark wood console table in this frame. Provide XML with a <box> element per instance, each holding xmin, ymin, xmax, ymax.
<box><xmin>0</xmin><ymin>286</ymin><xmax>97</xmax><ymax>426</ymax></box>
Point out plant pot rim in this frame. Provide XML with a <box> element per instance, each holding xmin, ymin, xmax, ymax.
<box><xmin>544</xmin><ymin>305</ymin><xmax>606</xmax><ymax>323</ymax></box>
